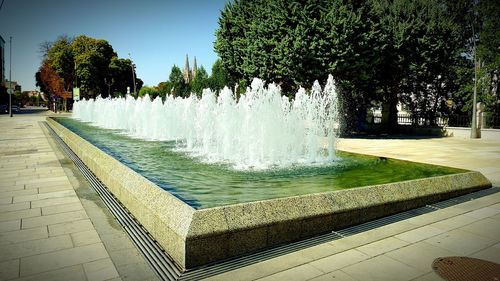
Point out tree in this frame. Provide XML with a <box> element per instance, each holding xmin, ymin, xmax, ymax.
<box><xmin>108</xmin><ymin>57</ymin><xmax>140</xmax><ymax>97</ymax></box>
<box><xmin>440</xmin><ymin>0</ymin><xmax>499</xmax><ymax>120</ymax></box>
<box><xmin>168</xmin><ymin>65</ymin><xmax>187</xmax><ymax>97</ymax></box>
<box><xmin>475</xmin><ymin>0</ymin><xmax>499</xmax><ymax>117</ymax></box>
<box><xmin>209</xmin><ymin>59</ymin><xmax>231</xmax><ymax>92</ymax></box>
<box><xmin>215</xmin><ymin>0</ymin><xmax>333</xmax><ymax>92</ymax></box>
<box><xmin>72</xmin><ymin>35</ymin><xmax>116</xmax><ymax>98</ymax></box>
<box><xmin>191</xmin><ymin>66</ymin><xmax>209</xmax><ymax>96</ymax></box>
<box><xmin>36</xmin><ymin>34</ymin><xmax>142</xmax><ymax>104</ymax></box>
<box><xmin>157</xmin><ymin>81</ymin><xmax>171</xmax><ymax>99</ymax></box>
<box><xmin>36</xmin><ymin>59</ymin><xmax>68</xmax><ymax>110</ymax></box>
<box><xmin>46</xmin><ymin>35</ymin><xmax>74</xmax><ymax>93</ymax></box>
<box><xmin>138</xmin><ymin>86</ymin><xmax>160</xmax><ymax>99</ymax></box>
<box><xmin>215</xmin><ymin>0</ymin><xmax>386</xmax><ymax>129</ymax></box>
<box><xmin>215</xmin><ymin>0</ymin><xmax>475</xmax><ymax>132</ymax></box>
<box><xmin>388</xmin><ymin>0</ymin><xmax>462</xmax><ymax>125</ymax></box>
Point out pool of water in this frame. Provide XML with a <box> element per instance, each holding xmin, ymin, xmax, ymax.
<box><xmin>55</xmin><ymin>117</ymin><xmax>464</xmax><ymax>209</ymax></box>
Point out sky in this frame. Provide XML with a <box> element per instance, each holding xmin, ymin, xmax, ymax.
<box><xmin>0</xmin><ymin>0</ymin><xmax>229</xmax><ymax>91</ymax></box>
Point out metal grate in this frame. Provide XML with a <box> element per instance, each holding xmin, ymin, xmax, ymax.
<box><xmin>433</xmin><ymin>256</ymin><xmax>500</xmax><ymax>281</ymax></box>
<box><xmin>43</xmin><ymin>121</ymin><xmax>500</xmax><ymax>281</ymax></box>
<box><xmin>43</xmin><ymin>122</ymin><xmax>182</xmax><ymax>281</ymax></box>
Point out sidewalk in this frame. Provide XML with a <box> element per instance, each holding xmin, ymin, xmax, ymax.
<box><xmin>204</xmin><ymin>137</ymin><xmax>500</xmax><ymax>280</ymax></box>
<box><xmin>0</xmin><ymin>110</ymin><xmax>157</xmax><ymax>281</ymax></box>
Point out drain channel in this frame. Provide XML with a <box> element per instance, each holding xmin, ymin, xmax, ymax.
<box><xmin>44</xmin><ymin>122</ymin><xmax>182</xmax><ymax>281</ymax></box>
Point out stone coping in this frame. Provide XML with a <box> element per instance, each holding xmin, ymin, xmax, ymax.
<box><xmin>46</xmin><ymin>117</ymin><xmax>492</xmax><ymax>270</ymax></box>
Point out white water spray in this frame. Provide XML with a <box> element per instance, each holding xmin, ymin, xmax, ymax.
<box><xmin>73</xmin><ymin>75</ymin><xmax>339</xmax><ymax>170</ymax></box>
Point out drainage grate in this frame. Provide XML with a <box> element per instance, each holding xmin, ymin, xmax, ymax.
<box><xmin>433</xmin><ymin>256</ymin><xmax>500</xmax><ymax>281</ymax></box>
<box><xmin>43</xmin><ymin>121</ymin><xmax>500</xmax><ymax>281</ymax></box>
<box><xmin>43</xmin><ymin>122</ymin><xmax>182</xmax><ymax>281</ymax></box>
<box><xmin>180</xmin><ymin>232</ymin><xmax>343</xmax><ymax>281</ymax></box>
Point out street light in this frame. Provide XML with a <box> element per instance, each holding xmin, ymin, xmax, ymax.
<box><xmin>8</xmin><ymin>36</ymin><xmax>12</xmax><ymax>117</ymax></box>
<box><xmin>470</xmin><ymin>20</ymin><xmax>479</xmax><ymax>138</ymax></box>
<box><xmin>128</xmin><ymin>53</ymin><xmax>137</xmax><ymax>97</ymax></box>
<box><xmin>104</xmin><ymin>77</ymin><xmax>114</xmax><ymax>97</ymax></box>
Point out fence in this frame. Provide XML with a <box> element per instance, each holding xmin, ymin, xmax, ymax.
<box><xmin>371</xmin><ymin>113</ymin><xmax>500</xmax><ymax>129</ymax></box>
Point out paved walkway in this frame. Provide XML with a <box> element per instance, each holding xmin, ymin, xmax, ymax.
<box><xmin>206</xmin><ymin>137</ymin><xmax>500</xmax><ymax>280</ymax></box>
<box><xmin>0</xmin><ymin>110</ymin><xmax>157</xmax><ymax>281</ymax></box>
<box><xmin>1</xmin><ymin>110</ymin><xmax>499</xmax><ymax>281</ymax></box>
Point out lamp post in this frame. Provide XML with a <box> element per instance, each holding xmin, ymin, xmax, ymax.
<box><xmin>470</xmin><ymin>60</ymin><xmax>479</xmax><ymax>138</ymax></box>
<box><xmin>104</xmin><ymin>77</ymin><xmax>114</xmax><ymax>97</ymax></box>
<box><xmin>8</xmin><ymin>36</ymin><xmax>12</xmax><ymax>117</ymax></box>
<box><xmin>470</xmin><ymin>23</ymin><xmax>479</xmax><ymax>138</ymax></box>
<box><xmin>128</xmin><ymin>53</ymin><xmax>137</xmax><ymax>97</ymax></box>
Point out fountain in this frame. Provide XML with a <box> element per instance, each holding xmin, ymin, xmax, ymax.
<box><xmin>46</xmin><ymin>75</ymin><xmax>491</xmax><ymax>269</ymax></box>
<box><xmin>73</xmin><ymin>75</ymin><xmax>339</xmax><ymax>170</ymax></box>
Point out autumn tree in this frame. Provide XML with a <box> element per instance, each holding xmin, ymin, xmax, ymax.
<box><xmin>37</xmin><ymin>35</ymin><xmax>142</xmax><ymax>103</ymax></box>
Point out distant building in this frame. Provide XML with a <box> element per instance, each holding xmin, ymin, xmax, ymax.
<box><xmin>5</xmin><ymin>80</ymin><xmax>21</xmax><ymax>92</ymax></box>
<box><xmin>26</xmin><ymin>90</ymin><xmax>40</xmax><ymax>97</ymax></box>
<box><xmin>183</xmin><ymin>54</ymin><xmax>197</xmax><ymax>83</ymax></box>
<box><xmin>0</xmin><ymin>35</ymin><xmax>5</xmax><ymax>86</ymax></box>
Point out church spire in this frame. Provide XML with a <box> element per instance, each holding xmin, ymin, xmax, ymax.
<box><xmin>183</xmin><ymin>54</ymin><xmax>191</xmax><ymax>83</ymax></box>
<box><xmin>192</xmin><ymin>56</ymin><xmax>197</xmax><ymax>80</ymax></box>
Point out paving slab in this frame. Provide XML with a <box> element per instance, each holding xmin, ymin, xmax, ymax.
<box><xmin>10</xmin><ymin>265</ymin><xmax>87</xmax><ymax>281</ymax></box>
<box><xmin>0</xmin><ymin>259</ymin><xmax>20</xmax><ymax>281</ymax></box>
<box><xmin>384</xmin><ymin>241</ymin><xmax>458</xmax><ymax>273</ymax></box>
<box><xmin>0</xmin><ymin>226</ymin><xmax>48</xmax><ymax>245</ymax></box>
<box><xmin>307</xmin><ymin>270</ymin><xmax>358</xmax><ymax>281</ymax></box>
<box><xmin>309</xmin><ymin>249</ymin><xmax>370</xmax><ymax>274</ymax></box>
<box><xmin>0</xmin><ymin>112</ymin><xmax>138</xmax><ymax>281</ymax></box>
<box><xmin>257</xmin><ymin>263</ymin><xmax>324</xmax><ymax>281</ymax></box>
<box><xmin>341</xmin><ymin>255</ymin><xmax>424</xmax><ymax>281</ymax></box>
<box><xmin>394</xmin><ymin>225</ymin><xmax>446</xmax><ymax>243</ymax></box>
<box><xmin>19</xmin><ymin>242</ymin><xmax>109</xmax><ymax>276</ymax></box>
<box><xmin>0</xmin><ymin>235</ymin><xmax>73</xmax><ymax>262</ymax></box>
<box><xmin>83</xmin><ymin>258</ymin><xmax>120</xmax><ymax>281</ymax></box>
<box><xmin>356</xmin><ymin>237</ymin><xmax>409</xmax><ymax>257</ymax></box>
<box><xmin>0</xmin><ymin>220</ymin><xmax>21</xmax><ymax>232</ymax></box>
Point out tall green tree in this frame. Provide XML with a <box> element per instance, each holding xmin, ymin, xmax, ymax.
<box><xmin>385</xmin><ymin>0</ymin><xmax>462</xmax><ymax>125</ymax></box>
<box><xmin>46</xmin><ymin>35</ymin><xmax>74</xmax><ymax>93</ymax></box>
<box><xmin>191</xmin><ymin>66</ymin><xmax>209</xmax><ymax>96</ymax></box>
<box><xmin>442</xmin><ymin>0</ymin><xmax>499</xmax><ymax>119</ymax></box>
<box><xmin>108</xmin><ymin>57</ymin><xmax>143</xmax><ymax>97</ymax></box>
<box><xmin>72</xmin><ymin>35</ymin><xmax>116</xmax><ymax>97</ymax></box>
<box><xmin>209</xmin><ymin>59</ymin><xmax>231</xmax><ymax>92</ymax></box>
<box><xmin>168</xmin><ymin>65</ymin><xmax>189</xmax><ymax>97</ymax></box>
<box><xmin>476</xmin><ymin>0</ymin><xmax>499</xmax><ymax>117</ymax></box>
<box><xmin>215</xmin><ymin>0</ymin><xmax>467</xmax><ymax>131</ymax></box>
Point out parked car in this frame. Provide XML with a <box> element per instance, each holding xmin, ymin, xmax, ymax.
<box><xmin>0</xmin><ymin>104</ymin><xmax>7</xmax><ymax>113</ymax></box>
<box><xmin>11</xmin><ymin>105</ymin><xmax>20</xmax><ymax>112</ymax></box>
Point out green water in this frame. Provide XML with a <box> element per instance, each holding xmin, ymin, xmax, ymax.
<box><xmin>55</xmin><ymin>117</ymin><xmax>464</xmax><ymax>209</ymax></box>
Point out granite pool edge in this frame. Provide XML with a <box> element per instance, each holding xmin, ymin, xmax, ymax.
<box><xmin>46</xmin><ymin>117</ymin><xmax>492</xmax><ymax>269</ymax></box>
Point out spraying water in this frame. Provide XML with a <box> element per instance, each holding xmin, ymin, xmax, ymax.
<box><xmin>73</xmin><ymin>75</ymin><xmax>339</xmax><ymax>170</ymax></box>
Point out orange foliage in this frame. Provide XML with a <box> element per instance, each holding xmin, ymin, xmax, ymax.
<box><xmin>39</xmin><ymin>60</ymin><xmax>71</xmax><ymax>99</ymax></box>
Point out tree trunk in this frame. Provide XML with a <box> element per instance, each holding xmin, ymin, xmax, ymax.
<box><xmin>381</xmin><ymin>90</ymin><xmax>398</xmax><ymax>132</ymax></box>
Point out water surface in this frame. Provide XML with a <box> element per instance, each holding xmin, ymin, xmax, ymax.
<box><xmin>55</xmin><ymin>117</ymin><xmax>464</xmax><ymax>209</ymax></box>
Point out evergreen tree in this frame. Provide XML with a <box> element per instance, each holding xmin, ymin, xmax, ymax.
<box><xmin>191</xmin><ymin>66</ymin><xmax>209</xmax><ymax>96</ymax></box>
<box><xmin>209</xmin><ymin>59</ymin><xmax>231</xmax><ymax>92</ymax></box>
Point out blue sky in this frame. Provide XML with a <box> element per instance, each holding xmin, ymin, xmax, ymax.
<box><xmin>0</xmin><ymin>0</ymin><xmax>229</xmax><ymax>91</ymax></box>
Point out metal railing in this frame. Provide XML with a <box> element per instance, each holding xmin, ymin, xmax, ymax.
<box><xmin>370</xmin><ymin>113</ymin><xmax>499</xmax><ymax>129</ymax></box>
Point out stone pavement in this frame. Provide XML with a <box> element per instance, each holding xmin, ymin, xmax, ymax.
<box><xmin>1</xmin><ymin>109</ymin><xmax>499</xmax><ymax>281</ymax></box>
<box><xmin>0</xmin><ymin>109</ymin><xmax>158</xmax><ymax>281</ymax></box>
<box><xmin>205</xmin><ymin>137</ymin><xmax>500</xmax><ymax>280</ymax></box>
